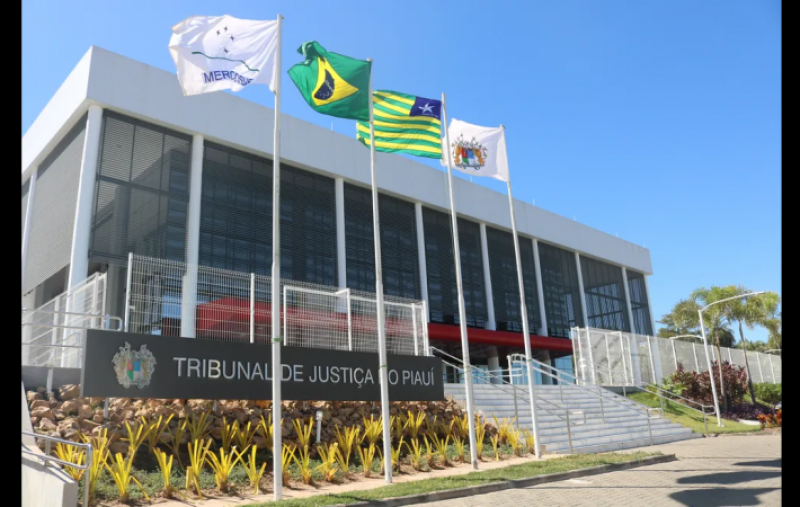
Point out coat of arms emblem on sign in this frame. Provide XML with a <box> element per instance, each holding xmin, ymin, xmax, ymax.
<box><xmin>112</xmin><ymin>342</ymin><xmax>156</xmax><ymax>389</ymax></box>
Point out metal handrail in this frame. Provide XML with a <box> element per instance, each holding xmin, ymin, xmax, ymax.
<box><xmin>433</xmin><ymin>346</ymin><xmax>660</xmax><ymax>428</ymax></box>
<box><xmin>439</xmin><ymin>358</ymin><xmax>585</xmax><ymax>454</ymax></box>
<box><xmin>496</xmin><ymin>350</ymin><xmax>660</xmax><ymax>423</ymax></box>
<box><xmin>574</xmin><ymin>361</ymin><xmax>711</xmax><ymax>434</ymax></box>
<box><xmin>22</xmin><ymin>430</ymin><xmax>92</xmax><ymax>507</ymax></box>
<box><xmin>22</xmin><ymin>309</ymin><xmax>123</xmax><ymax>332</ymax></box>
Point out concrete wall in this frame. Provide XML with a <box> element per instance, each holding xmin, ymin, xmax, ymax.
<box><xmin>22</xmin><ymin>366</ymin><xmax>82</xmax><ymax>391</ymax></box>
<box><xmin>22</xmin><ymin>450</ymin><xmax>78</xmax><ymax>507</ymax></box>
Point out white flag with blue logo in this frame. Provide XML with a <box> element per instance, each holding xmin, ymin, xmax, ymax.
<box><xmin>169</xmin><ymin>15</ymin><xmax>279</xmax><ymax>96</ymax></box>
<box><xmin>442</xmin><ymin>119</ymin><xmax>510</xmax><ymax>182</ymax></box>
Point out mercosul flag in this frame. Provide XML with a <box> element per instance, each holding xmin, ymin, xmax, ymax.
<box><xmin>442</xmin><ymin>119</ymin><xmax>510</xmax><ymax>182</ymax></box>
<box><xmin>169</xmin><ymin>15</ymin><xmax>279</xmax><ymax>96</ymax></box>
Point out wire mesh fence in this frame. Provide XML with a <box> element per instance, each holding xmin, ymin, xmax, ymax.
<box><xmin>126</xmin><ymin>254</ymin><xmax>429</xmax><ymax>356</ymax></box>
<box><xmin>21</xmin><ymin>272</ymin><xmax>115</xmax><ymax>368</ymax></box>
<box><xmin>571</xmin><ymin>326</ymin><xmax>782</xmax><ymax>386</ymax></box>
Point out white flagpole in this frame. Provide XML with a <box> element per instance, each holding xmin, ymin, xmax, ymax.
<box><xmin>441</xmin><ymin>93</ymin><xmax>479</xmax><ymax>470</ymax></box>
<box><xmin>501</xmin><ymin>125</ymin><xmax>542</xmax><ymax>458</ymax></box>
<box><xmin>367</xmin><ymin>58</ymin><xmax>394</xmax><ymax>484</ymax></box>
<box><xmin>271</xmin><ymin>13</ymin><xmax>284</xmax><ymax>502</ymax></box>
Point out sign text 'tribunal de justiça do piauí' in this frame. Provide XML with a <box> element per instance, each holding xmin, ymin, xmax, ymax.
<box><xmin>82</xmin><ymin>330</ymin><xmax>444</xmax><ymax>401</ymax></box>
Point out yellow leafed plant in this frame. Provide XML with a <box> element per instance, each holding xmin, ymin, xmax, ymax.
<box><xmin>407</xmin><ymin>437</ymin><xmax>425</xmax><ymax>471</ymax></box>
<box><xmin>242</xmin><ymin>445</ymin><xmax>267</xmax><ymax>495</ymax></box>
<box><xmin>492</xmin><ymin>415</ymin><xmax>517</xmax><ymax>445</ymax></box>
<box><xmin>490</xmin><ymin>434</ymin><xmax>500</xmax><ymax>461</ymax></box>
<box><xmin>316</xmin><ymin>442</ymin><xmax>339</xmax><ymax>482</ymax></box>
<box><xmin>168</xmin><ymin>419</ymin><xmax>188</xmax><ymax>468</ymax></box>
<box><xmin>474</xmin><ymin>415</ymin><xmax>486</xmax><ymax>460</ymax></box>
<box><xmin>423</xmin><ymin>435</ymin><xmax>435</xmax><ymax>467</ymax></box>
<box><xmin>430</xmin><ymin>433</ymin><xmax>450</xmax><ymax>466</ymax></box>
<box><xmin>453</xmin><ymin>414</ymin><xmax>469</xmax><ymax>440</ymax></box>
<box><xmin>507</xmin><ymin>428</ymin><xmax>523</xmax><ymax>456</ymax></box>
<box><xmin>153</xmin><ymin>448</ymin><xmax>187</xmax><ymax>500</ymax></box>
<box><xmin>357</xmin><ymin>442</ymin><xmax>377</xmax><ymax>477</ymax></box>
<box><xmin>281</xmin><ymin>444</ymin><xmax>296</xmax><ymax>484</ymax></box>
<box><xmin>105</xmin><ymin>452</ymin><xmax>151</xmax><ymax>503</ymax></box>
<box><xmin>186</xmin><ymin>438</ymin><xmax>211</xmax><ymax>498</ymax></box>
<box><xmin>53</xmin><ymin>442</ymin><xmax>85</xmax><ymax>481</ymax></box>
<box><xmin>334</xmin><ymin>426</ymin><xmax>360</xmax><ymax>475</ymax></box>
<box><xmin>452</xmin><ymin>435</ymin><xmax>466</xmax><ymax>463</ymax></box>
<box><xmin>522</xmin><ymin>428</ymin><xmax>535</xmax><ymax>454</ymax></box>
<box><xmin>362</xmin><ymin>415</ymin><xmax>383</xmax><ymax>446</ymax></box>
<box><xmin>235</xmin><ymin>420</ymin><xmax>259</xmax><ymax>452</ymax></box>
<box><xmin>219</xmin><ymin>417</ymin><xmax>237</xmax><ymax>454</ymax></box>
<box><xmin>406</xmin><ymin>410</ymin><xmax>426</xmax><ymax>439</ymax></box>
<box><xmin>80</xmin><ymin>428</ymin><xmax>110</xmax><ymax>504</ymax></box>
<box><xmin>390</xmin><ymin>415</ymin><xmax>406</xmax><ymax>441</ymax></box>
<box><xmin>206</xmin><ymin>445</ymin><xmax>245</xmax><ymax>492</ymax></box>
<box><xmin>122</xmin><ymin>419</ymin><xmax>148</xmax><ymax>459</ymax></box>
<box><xmin>258</xmin><ymin>413</ymin><xmax>282</xmax><ymax>452</ymax></box>
<box><xmin>291</xmin><ymin>420</ymin><xmax>314</xmax><ymax>485</ymax></box>
<box><xmin>145</xmin><ymin>414</ymin><xmax>173</xmax><ymax>454</ymax></box>
<box><xmin>293</xmin><ymin>418</ymin><xmax>314</xmax><ymax>449</ymax></box>
<box><xmin>187</xmin><ymin>411</ymin><xmax>213</xmax><ymax>443</ymax></box>
<box><xmin>391</xmin><ymin>437</ymin><xmax>404</xmax><ymax>472</ymax></box>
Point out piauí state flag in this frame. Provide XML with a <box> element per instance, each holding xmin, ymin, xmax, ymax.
<box><xmin>356</xmin><ymin>90</ymin><xmax>442</xmax><ymax>159</ymax></box>
<box><xmin>288</xmin><ymin>41</ymin><xmax>371</xmax><ymax>121</ymax></box>
<box><xmin>169</xmin><ymin>15</ymin><xmax>280</xmax><ymax>96</ymax></box>
<box><xmin>442</xmin><ymin>119</ymin><xmax>510</xmax><ymax>182</ymax></box>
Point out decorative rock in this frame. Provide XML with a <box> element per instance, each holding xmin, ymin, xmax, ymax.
<box><xmin>58</xmin><ymin>384</ymin><xmax>80</xmax><ymax>401</ymax></box>
<box><xmin>92</xmin><ymin>413</ymin><xmax>105</xmax><ymax>423</ymax></box>
<box><xmin>79</xmin><ymin>405</ymin><xmax>94</xmax><ymax>419</ymax></box>
<box><xmin>52</xmin><ymin>409</ymin><xmax>65</xmax><ymax>421</ymax></box>
<box><xmin>253</xmin><ymin>436</ymin><xmax>268</xmax><ymax>449</ymax></box>
<box><xmin>30</xmin><ymin>400</ymin><xmax>50</xmax><ymax>410</ymax></box>
<box><xmin>30</xmin><ymin>407</ymin><xmax>54</xmax><ymax>421</ymax></box>
<box><xmin>27</xmin><ymin>391</ymin><xmax>42</xmax><ymax>402</ymax></box>
<box><xmin>109</xmin><ymin>441</ymin><xmax>129</xmax><ymax>455</ymax></box>
<box><xmin>61</xmin><ymin>400</ymin><xmax>79</xmax><ymax>415</ymax></box>
<box><xmin>39</xmin><ymin>418</ymin><xmax>56</xmax><ymax>430</ymax></box>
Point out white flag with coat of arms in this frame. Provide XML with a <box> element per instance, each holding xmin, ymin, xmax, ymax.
<box><xmin>441</xmin><ymin>119</ymin><xmax>510</xmax><ymax>182</ymax></box>
<box><xmin>169</xmin><ymin>15</ymin><xmax>279</xmax><ymax>96</ymax></box>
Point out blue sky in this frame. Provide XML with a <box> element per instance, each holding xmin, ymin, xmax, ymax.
<box><xmin>22</xmin><ymin>1</ymin><xmax>781</xmax><ymax>342</ymax></box>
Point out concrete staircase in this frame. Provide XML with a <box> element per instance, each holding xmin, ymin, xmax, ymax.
<box><xmin>444</xmin><ymin>383</ymin><xmax>700</xmax><ymax>454</ymax></box>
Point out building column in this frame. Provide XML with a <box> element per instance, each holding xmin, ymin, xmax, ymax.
<box><xmin>180</xmin><ymin>134</ymin><xmax>204</xmax><ymax>338</ymax></box>
<box><xmin>538</xmin><ymin>350</ymin><xmax>552</xmax><ymax>385</ymax></box>
<box><xmin>479</xmin><ymin>223</ymin><xmax>496</xmax><ymax>330</ymax></box>
<box><xmin>335</xmin><ymin>178</ymin><xmax>347</xmax><ymax>290</ymax></box>
<box><xmin>68</xmin><ymin>105</ymin><xmax>103</xmax><ymax>290</ymax></box>
<box><xmin>531</xmin><ymin>239</ymin><xmax>548</xmax><ymax>336</ymax></box>
<box><xmin>621</xmin><ymin>267</ymin><xmax>636</xmax><ymax>334</ymax></box>
<box><xmin>22</xmin><ymin>168</ymin><xmax>38</xmax><ymax>293</ymax></box>
<box><xmin>414</xmin><ymin>203</ymin><xmax>429</xmax><ymax>321</ymax></box>
<box><xmin>486</xmin><ymin>346</ymin><xmax>501</xmax><ymax>384</ymax></box>
<box><xmin>643</xmin><ymin>274</ymin><xmax>658</xmax><ymax>338</ymax></box>
<box><xmin>573</xmin><ymin>252</ymin><xmax>590</xmax><ymax>328</ymax></box>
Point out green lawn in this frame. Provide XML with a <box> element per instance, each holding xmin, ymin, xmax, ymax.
<box><xmin>626</xmin><ymin>392</ymin><xmax>761</xmax><ymax>434</ymax></box>
<box><xmin>242</xmin><ymin>452</ymin><xmax>659</xmax><ymax>507</ymax></box>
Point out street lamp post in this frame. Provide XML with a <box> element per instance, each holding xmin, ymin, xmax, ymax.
<box><xmin>698</xmin><ymin>291</ymin><xmax>765</xmax><ymax>427</ymax></box>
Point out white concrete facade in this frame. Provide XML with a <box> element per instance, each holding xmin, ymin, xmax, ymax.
<box><xmin>21</xmin><ymin>46</ymin><xmax>656</xmax><ymax>342</ymax></box>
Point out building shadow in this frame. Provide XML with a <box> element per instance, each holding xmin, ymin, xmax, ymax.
<box><xmin>734</xmin><ymin>459</ymin><xmax>782</xmax><ymax>468</ymax></box>
<box><xmin>669</xmin><ymin>487</ymin><xmax>777</xmax><ymax>506</ymax></box>
<box><xmin>677</xmin><ymin>470</ymin><xmax>781</xmax><ymax>485</ymax></box>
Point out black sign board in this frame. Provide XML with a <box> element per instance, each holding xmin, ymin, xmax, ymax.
<box><xmin>81</xmin><ymin>330</ymin><xmax>444</xmax><ymax>401</ymax></box>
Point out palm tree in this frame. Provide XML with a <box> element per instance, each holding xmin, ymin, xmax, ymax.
<box><xmin>723</xmin><ymin>287</ymin><xmax>780</xmax><ymax>405</ymax></box>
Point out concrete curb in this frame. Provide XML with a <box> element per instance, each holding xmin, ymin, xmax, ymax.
<box><xmin>330</xmin><ymin>454</ymin><xmax>677</xmax><ymax>507</ymax></box>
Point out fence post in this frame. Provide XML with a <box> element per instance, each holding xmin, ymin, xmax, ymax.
<box><xmin>412</xmin><ymin>304</ymin><xmax>418</xmax><ymax>356</ymax></box>
<box><xmin>769</xmin><ymin>354</ymin><xmax>776</xmax><ymax>383</ymax></box>
<box><xmin>421</xmin><ymin>300</ymin><xmax>430</xmax><ymax>354</ymax></box>
<box><xmin>250</xmin><ymin>274</ymin><xmax>255</xmax><ymax>344</ymax></box>
<box><xmin>645</xmin><ymin>335</ymin><xmax>656</xmax><ymax>384</ymax></box>
<box><xmin>124</xmin><ymin>252</ymin><xmax>133</xmax><ymax>332</ymax></box>
<box><xmin>619</xmin><ymin>332</ymin><xmax>629</xmax><ymax>387</ymax></box>
<box><xmin>346</xmin><ymin>290</ymin><xmax>353</xmax><ymax>351</ymax></box>
<box><xmin>671</xmin><ymin>338</ymin><xmax>678</xmax><ymax>371</ymax></box>
<box><xmin>693</xmin><ymin>342</ymin><xmax>700</xmax><ymax>372</ymax></box>
<box><xmin>585</xmin><ymin>329</ymin><xmax>598</xmax><ymax>385</ymax></box>
<box><xmin>604</xmin><ymin>332</ymin><xmax>613</xmax><ymax>384</ymax></box>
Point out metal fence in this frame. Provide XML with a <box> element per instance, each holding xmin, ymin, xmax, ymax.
<box><xmin>571</xmin><ymin>326</ymin><xmax>782</xmax><ymax>386</ymax></box>
<box><xmin>125</xmin><ymin>254</ymin><xmax>429</xmax><ymax>356</ymax></box>
<box><xmin>21</xmin><ymin>272</ymin><xmax>118</xmax><ymax>368</ymax></box>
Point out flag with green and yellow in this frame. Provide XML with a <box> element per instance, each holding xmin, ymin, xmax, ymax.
<box><xmin>357</xmin><ymin>90</ymin><xmax>442</xmax><ymax>159</ymax></box>
<box><xmin>288</xmin><ymin>41</ymin><xmax>371</xmax><ymax>121</ymax></box>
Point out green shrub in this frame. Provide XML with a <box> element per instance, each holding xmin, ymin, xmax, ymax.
<box><xmin>754</xmin><ymin>383</ymin><xmax>781</xmax><ymax>405</ymax></box>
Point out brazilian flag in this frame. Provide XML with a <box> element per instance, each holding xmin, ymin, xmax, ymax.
<box><xmin>288</xmin><ymin>41</ymin><xmax>371</xmax><ymax>121</ymax></box>
<box><xmin>356</xmin><ymin>90</ymin><xmax>442</xmax><ymax>159</ymax></box>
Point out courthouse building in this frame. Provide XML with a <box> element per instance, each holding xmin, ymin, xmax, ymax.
<box><xmin>21</xmin><ymin>47</ymin><xmax>657</xmax><ymax>382</ymax></box>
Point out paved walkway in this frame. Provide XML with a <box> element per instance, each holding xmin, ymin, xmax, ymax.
<box><xmin>411</xmin><ymin>435</ymin><xmax>782</xmax><ymax>507</ymax></box>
